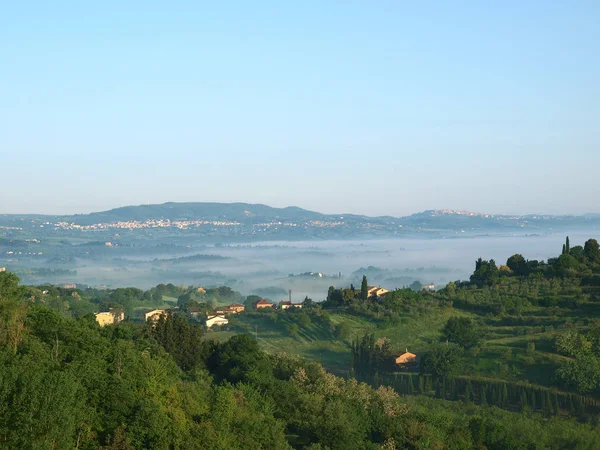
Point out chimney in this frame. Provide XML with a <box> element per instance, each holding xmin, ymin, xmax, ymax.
<box><xmin>289</xmin><ymin>289</ymin><xmax>292</xmax><ymax>302</ymax></box>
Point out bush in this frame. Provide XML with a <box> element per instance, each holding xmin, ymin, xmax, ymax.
<box><xmin>334</xmin><ymin>322</ymin><xmax>352</xmax><ymax>340</ymax></box>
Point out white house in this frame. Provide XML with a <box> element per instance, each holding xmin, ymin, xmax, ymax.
<box><xmin>206</xmin><ymin>314</ymin><xmax>228</xmax><ymax>328</ymax></box>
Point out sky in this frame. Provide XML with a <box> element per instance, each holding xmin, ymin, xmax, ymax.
<box><xmin>1</xmin><ymin>1</ymin><xmax>599</xmax><ymax>217</ymax></box>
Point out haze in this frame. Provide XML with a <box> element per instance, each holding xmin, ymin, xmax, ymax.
<box><xmin>2</xmin><ymin>1</ymin><xmax>599</xmax><ymax>216</ymax></box>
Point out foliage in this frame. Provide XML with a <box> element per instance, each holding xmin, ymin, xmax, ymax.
<box><xmin>420</xmin><ymin>345</ymin><xmax>463</xmax><ymax>379</ymax></box>
<box><xmin>442</xmin><ymin>317</ymin><xmax>480</xmax><ymax>348</ymax></box>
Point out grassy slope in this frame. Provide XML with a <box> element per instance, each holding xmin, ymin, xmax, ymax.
<box><xmin>208</xmin><ymin>307</ymin><xmax>473</xmax><ymax>375</ymax></box>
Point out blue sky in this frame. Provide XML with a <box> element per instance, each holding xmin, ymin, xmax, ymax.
<box><xmin>1</xmin><ymin>1</ymin><xmax>599</xmax><ymax>216</ymax></box>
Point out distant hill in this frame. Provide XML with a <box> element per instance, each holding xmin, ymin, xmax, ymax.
<box><xmin>1</xmin><ymin>203</ymin><xmax>599</xmax><ymax>239</ymax></box>
<box><xmin>61</xmin><ymin>202</ymin><xmax>327</xmax><ymax>225</ymax></box>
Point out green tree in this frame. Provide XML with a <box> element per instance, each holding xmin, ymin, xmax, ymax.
<box><xmin>360</xmin><ymin>276</ymin><xmax>368</xmax><ymax>301</ymax></box>
<box><xmin>557</xmin><ymin>353</ymin><xmax>600</xmax><ymax>393</ymax></box>
<box><xmin>287</xmin><ymin>323</ymin><xmax>300</xmax><ymax>339</ymax></box>
<box><xmin>244</xmin><ymin>295</ymin><xmax>262</xmax><ymax>309</ymax></box>
<box><xmin>480</xmin><ymin>385</ymin><xmax>488</xmax><ymax>406</ymax></box>
<box><xmin>506</xmin><ymin>254</ymin><xmax>528</xmax><ymax>276</ymax></box>
<box><xmin>584</xmin><ymin>239</ymin><xmax>600</xmax><ymax>263</ymax></box>
<box><xmin>464</xmin><ymin>380</ymin><xmax>473</xmax><ymax>403</ymax></box>
<box><xmin>569</xmin><ymin>245</ymin><xmax>585</xmax><ymax>261</ymax></box>
<box><xmin>442</xmin><ymin>317</ymin><xmax>480</xmax><ymax>348</ymax></box>
<box><xmin>334</xmin><ymin>322</ymin><xmax>352</xmax><ymax>340</ymax></box>
<box><xmin>419</xmin><ymin>345</ymin><xmax>462</xmax><ymax>380</ymax></box>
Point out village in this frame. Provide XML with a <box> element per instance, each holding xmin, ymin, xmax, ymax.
<box><xmin>91</xmin><ymin>283</ymin><xmax>420</xmax><ymax>371</ymax></box>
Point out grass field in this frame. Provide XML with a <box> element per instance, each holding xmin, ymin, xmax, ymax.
<box><xmin>207</xmin><ymin>306</ymin><xmax>475</xmax><ymax>374</ymax></box>
<box><xmin>205</xmin><ymin>301</ymin><xmax>591</xmax><ymax>395</ymax></box>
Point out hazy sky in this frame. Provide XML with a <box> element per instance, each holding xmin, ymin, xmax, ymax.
<box><xmin>2</xmin><ymin>1</ymin><xmax>599</xmax><ymax>216</ymax></box>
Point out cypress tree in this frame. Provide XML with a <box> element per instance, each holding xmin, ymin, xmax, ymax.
<box><xmin>568</xmin><ymin>396</ymin><xmax>575</xmax><ymax>416</ymax></box>
<box><xmin>541</xmin><ymin>390</ymin><xmax>547</xmax><ymax>414</ymax></box>
<box><xmin>480</xmin><ymin>385</ymin><xmax>488</xmax><ymax>406</ymax></box>
<box><xmin>562</xmin><ymin>244</ymin><xmax>567</xmax><ymax>255</ymax></box>
<box><xmin>552</xmin><ymin>393</ymin><xmax>560</xmax><ymax>415</ymax></box>
<box><xmin>407</xmin><ymin>375</ymin><xmax>415</xmax><ymax>394</ymax></box>
<box><xmin>529</xmin><ymin>389</ymin><xmax>536</xmax><ymax>411</ymax></box>
<box><xmin>520</xmin><ymin>389</ymin><xmax>528</xmax><ymax>412</ymax></box>
<box><xmin>360</xmin><ymin>275</ymin><xmax>368</xmax><ymax>300</ymax></box>
<box><xmin>424</xmin><ymin>376</ymin><xmax>432</xmax><ymax>394</ymax></box>
<box><xmin>450</xmin><ymin>379</ymin><xmax>458</xmax><ymax>400</ymax></box>
<box><xmin>566</xmin><ymin>236</ymin><xmax>570</xmax><ymax>254</ymax></box>
<box><xmin>465</xmin><ymin>380</ymin><xmax>473</xmax><ymax>403</ymax></box>
<box><xmin>501</xmin><ymin>384</ymin><xmax>508</xmax><ymax>407</ymax></box>
<box><xmin>544</xmin><ymin>391</ymin><xmax>553</xmax><ymax>416</ymax></box>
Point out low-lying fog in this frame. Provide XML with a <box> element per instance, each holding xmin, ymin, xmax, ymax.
<box><xmin>13</xmin><ymin>232</ymin><xmax>597</xmax><ymax>303</ymax></box>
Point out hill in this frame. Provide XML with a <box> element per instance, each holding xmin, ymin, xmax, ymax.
<box><xmin>62</xmin><ymin>202</ymin><xmax>328</xmax><ymax>225</ymax></box>
<box><xmin>1</xmin><ymin>203</ymin><xmax>599</xmax><ymax>241</ymax></box>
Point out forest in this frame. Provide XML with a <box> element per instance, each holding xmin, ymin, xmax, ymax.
<box><xmin>2</xmin><ymin>237</ymin><xmax>600</xmax><ymax>448</ymax></box>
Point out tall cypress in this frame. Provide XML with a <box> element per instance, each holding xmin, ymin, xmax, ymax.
<box><xmin>480</xmin><ymin>385</ymin><xmax>488</xmax><ymax>406</ymax></box>
<box><xmin>501</xmin><ymin>384</ymin><xmax>508</xmax><ymax>407</ymax></box>
<box><xmin>529</xmin><ymin>389</ymin><xmax>537</xmax><ymax>411</ymax></box>
<box><xmin>425</xmin><ymin>376</ymin><xmax>432</xmax><ymax>394</ymax></box>
<box><xmin>450</xmin><ymin>379</ymin><xmax>458</xmax><ymax>400</ymax></box>
<box><xmin>562</xmin><ymin>244</ymin><xmax>567</xmax><ymax>255</ymax></box>
<box><xmin>544</xmin><ymin>391</ymin><xmax>553</xmax><ymax>416</ymax></box>
<box><xmin>552</xmin><ymin>393</ymin><xmax>560</xmax><ymax>415</ymax></box>
<box><xmin>520</xmin><ymin>389</ymin><xmax>528</xmax><ymax>412</ymax></box>
<box><xmin>360</xmin><ymin>275</ymin><xmax>368</xmax><ymax>300</ymax></box>
<box><xmin>465</xmin><ymin>380</ymin><xmax>473</xmax><ymax>403</ymax></box>
<box><xmin>566</xmin><ymin>236</ymin><xmax>570</xmax><ymax>253</ymax></box>
<box><xmin>407</xmin><ymin>375</ymin><xmax>415</xmax><ymax>394</ymax></box>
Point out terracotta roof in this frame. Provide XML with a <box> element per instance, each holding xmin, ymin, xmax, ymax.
<box><xmin>255</xmin><ymin>299</ymin><xmax>273</xmax><ymax>305</ymax></box>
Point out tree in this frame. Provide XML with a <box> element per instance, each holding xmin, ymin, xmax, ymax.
<box><xmin>287</xmin><ymin>323</ymin><xmax>299</xmax><ymax>338</ymax></box>
<box><xmin>554</xmin><ymin>254</ymin><xmax>579</xmax><ymax>276</ymax></box>
<box><xmin>566</xmin><ymin>236</ymin><xmax>570</xmax><ymax>254</ymax></box>
<box><xmin>244</xmin><ymin>295</ymin><xmax>261</xmax><ymax>309</ymax></box>
<box><xmin>464</xmin><ymin>380</ymin><xmax>473</xmax><ymax>403</ymax></box>
<box><xmin>442</xmin><ymin>317</ymin><xmax>480</xmax><ymax>348</ymax></box>
<box><xmin>360</xmin><ymin>276</ymin><xmax>368</xmax><ymax>301</ymax></box>
<box><xmin>334</xmin><ymin>322</ymin><xmax>352</xmax><ymax>340</ymax></box>
<box><xmin>557</xmin><ymin>353</ymin><xmax>600</xmax><ymax>393</ymax></box>
<box><xmin>569</xmin><ymin>245</ymin><xmax>585</xmax><ymax>261</ymax></box>
<box><xmin>150</xmin><ymin>313</ymin><xmax>205</xmax><ymax>371</ymax></box>
<box><xmin>506</xmin><ymin>254</ymin><xmax>527</xmax><ymax>276</ymax></box>
<box><xmin>419</xmin><ymin>345</ymin><xmax>462</xmax><ymax>380</ymax></box>
<box><xmin>409</xmin><ymin>281</ymin><xmax>423</xmax><ymax>291</ymax></box>
<box><xmin>470</xmin><ymin>258</ymin><xmax>499</xmax><ymax>287</ymax></box>
<box><xmin>584</xmin><ymin>239</ymin><xmax>600</xmax><ymax>263</ymax></box>
<box><xmin>303</xmin><ymin>296</ymin><xmax>315</xmax><ymax>308</ymax></box>
<box><xmin>555</xmin><ymin>331</ymin><xmax>591</xmax><ymax>357</ymax></box>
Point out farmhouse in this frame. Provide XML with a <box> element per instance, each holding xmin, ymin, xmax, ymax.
<box><xmin>145</xmin><ymin>309</ymin><xmax>167</xmax><ymax>322</ymax></box>
<box><xmin>367</xmin><ymin>286</ymin><xmax>389</xmax><ymax>298</ymax></box>
<box><xmin>254</xmin><ymin>299</ymin><xmax>275</xmax><ymax>309</ymax></box>
<box><xmin>279</xmin><ymin>300</ymin><xmax>304</xmax><ymax>310</ymax></box>
<box><xmin>206</xmin><ymin>314</ymin><xmax>228</xmax><ymax>328</ymax></box>
<box><xmin>94</xmin><ymin>310</ymin><xmax>124</xmax><ymax>327</ymax></box>
<box><xmin>395</xmin><ymin>350</ymin><xmax>417</xmax><ymax>366</ymax></box>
